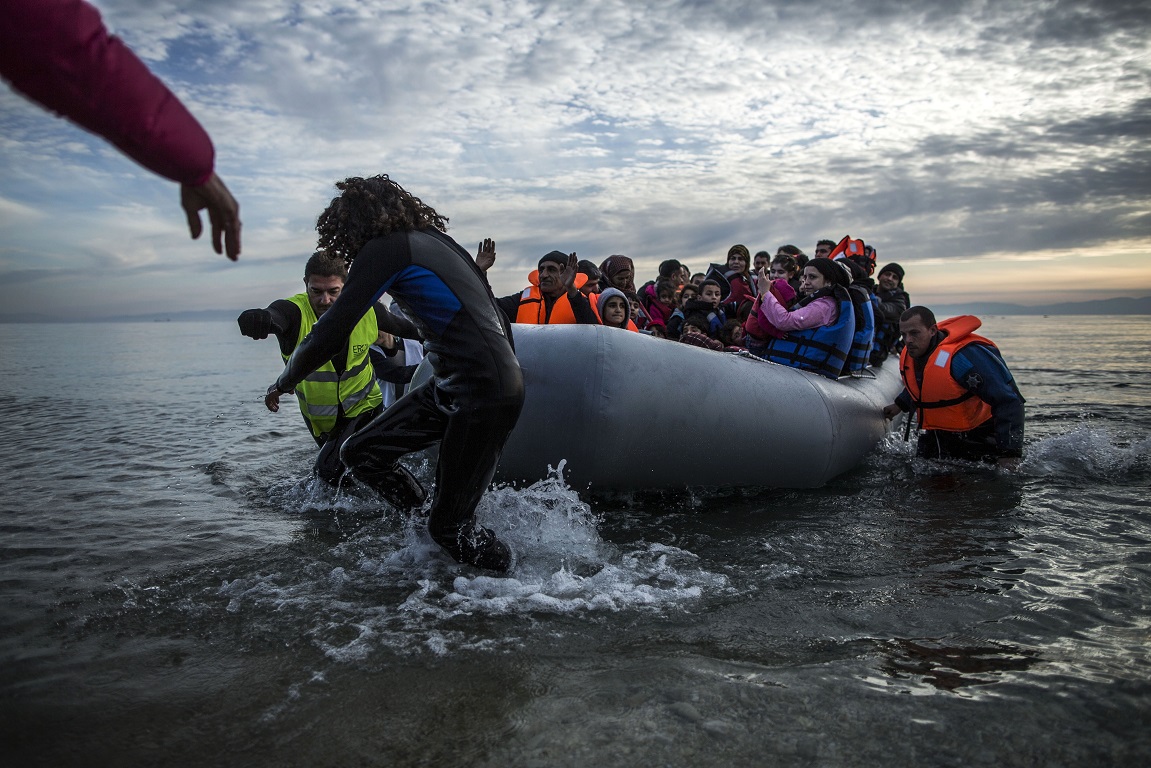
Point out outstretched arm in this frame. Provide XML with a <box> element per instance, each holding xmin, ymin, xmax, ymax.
<box><xmin>1</xmin><ymin>0</ymin><xmax>241</xmax><ymax>259</ymax></box>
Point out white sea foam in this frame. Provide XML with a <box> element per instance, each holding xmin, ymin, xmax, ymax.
<box><xmin>1020</xmin><ymin>427</ymin><xmax>1150</xmax><ymax>479</ymax></box>
<box><xmin>219</xmin><ymin>465</ymin><xmax>727</xmax><ymax>659</ymax></box>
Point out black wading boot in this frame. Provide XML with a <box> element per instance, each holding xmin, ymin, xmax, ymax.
<box><xmin>352</xmin><ymin>464</ymin><xmax>427</xmax><ymax>514</ymax></box>
<box><xmin>432</xmin><ymin>521</ymin><xmax>511</xmax><ymax>573</ymax></box>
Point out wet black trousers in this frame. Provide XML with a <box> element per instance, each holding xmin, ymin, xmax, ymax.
<box><xmin>313</xmin><ymin>407</ymin><xmax>382</xmax><ymax>485</ymax></box>
<box><xmin>337</xmin><ymin>381</ymin><xmax>524</xmax><ymax>537</ymax></box>
<box><xmin>916</xmin><ymin>421</ymin><xmax>1000</xmax><ymax>463</ymax></box>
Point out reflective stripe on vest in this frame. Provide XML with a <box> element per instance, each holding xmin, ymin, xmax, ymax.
<box><xmin>515</xmin><ymin>285</ymin><xmax>578</xmax><ymax>324</ymax></box>
<box><xmin>764</xmin><ymin>289</ymin><xmax>855</xmax><ymax>379</ymax></box>
<box><xmin>899</xmin><ymin>315</ymin><xmax>995</xmax><ymax>432</ymax></box>
<box><xmin>285</xmin><ymin>293</ymin><xmax>382</xmax><ymax>438</ymax></box>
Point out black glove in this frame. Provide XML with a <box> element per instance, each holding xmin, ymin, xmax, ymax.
<box><xmin>237</xmin><ymin>308</ymin><xmax>273</xmax><ymax>339</ymax></box>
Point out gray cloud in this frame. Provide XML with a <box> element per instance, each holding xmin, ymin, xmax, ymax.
<box><xmin>3</xmin><ymin>0</ymin><xmax>1150</xmax><ymax>314</ymax></box>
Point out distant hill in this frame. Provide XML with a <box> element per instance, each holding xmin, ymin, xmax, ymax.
<box><xmin>929</xmin><ymin>296</ymin><xmax>1151</xmax><ymax>317</ymax></box>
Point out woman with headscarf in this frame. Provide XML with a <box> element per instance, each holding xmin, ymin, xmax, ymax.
<box><xmin>756</xmin><ymin>258</ymin><xmax>857</xmax><ymax>379</ymax></box>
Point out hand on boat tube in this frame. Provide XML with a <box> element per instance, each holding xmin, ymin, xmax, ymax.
<box><xmin>882</xmin><ymin>403</ymin><xmax>902</xmax><ymax>420</ymax></box>
<box><xmin>475</xmin><ymin>238</ymin><xmax>496</xmax><ymax>272</ymax></box>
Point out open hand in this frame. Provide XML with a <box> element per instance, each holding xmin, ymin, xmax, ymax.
<box><xmin>476</xmin><ymin>238</ymin><xmax>496</xmax><ymax>272</ymax></box>
<box><xmin>181</xmin><ymin>172</ymin><xmax>241</xmax><ymax>260</ymax></box>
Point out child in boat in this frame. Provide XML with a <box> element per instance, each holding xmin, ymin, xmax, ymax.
<box><xmin>770</xmin><ymin>254</ymin><xmax>801</xmax><ymax>298</ymax></box>
<box><xmin>626</xmin><ymin>291</ymin><xmax>649</xmax><ymax>331</ymax></box>
<box><xmin>718</xmin><ymin>318</ymin><xmax>747</xmax><ymax>350</ymax></box>
<box><xmin>694</xmin><ymin>279</ymin><xmax>728</xmax><ymax>337</ymax></box>
<box><xmin>678</xmin><ymin>314</ymin><xmax>724</xmax><ymax>351</ymax></box>
<box><xmin>641</xmin><ymin>278</ymin><xmax>677</xmax><ymax>333</ymax></box>
<box><xmin>594</xmin><ymin>288</ymin><xmax>636</xmax><ymax>331</ymax></box>
<box><xmin>744</xmin><ymin>273</ymin><xmax>799</xmax><ymax>356</ymax></box>
<box><xmin>722</xmin><ymin>244</ymin><xmax>755</xmax><ymax>316</ymax></box>
<box><xmin>666</xmin><ymin>282</ymin><xmax>701</xmax><ymax>339</ymax></box>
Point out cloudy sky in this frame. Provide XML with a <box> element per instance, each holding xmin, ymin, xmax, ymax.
<box><xmin>2</xmin><ymin>0</ymin><xmax>1149</xmax><ymax>319</ymax></box>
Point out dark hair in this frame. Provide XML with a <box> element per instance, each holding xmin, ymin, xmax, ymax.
<box><xmin>770</xmin><ymin>254</ymin><xmax>799</xmax><ymax>276</ymax></box>
<box><xmin>776</xmin><ymin>244</ymin><xmax>805</xmax><ymax>257</ymax></box>
<box><xmin>816</xmin><ymin>239</ymin><xmax>836</xmax><ymax>249</ymax></box>
<box><xmin>753</xmin><ymin>250</ymin><xmax>771</xmax><ymax>261</ymax></box>
<box><xmin>718</xmin><ymin>318</ymin><xmax>743</xmax><ymax>346</ymax></box>
<box><xmin>901</xmin><ymin>306</ymin><xmax>937</xmax><ymax>327</ymax></box>
<box><xmin>316</xmin><ymin>174</ymin><xmax>448</xmax><ymax>263</ymax></box>
<box><xmin>577</xmin><ymin>259</ymin><xmax>601</xmax><ymax>291</ymax></box>
<box><xmin>658</xmin><ymin>259</ymin><xmax>683</xmax><ymax>278</ymax></box>
<box><xmin>699</xmin><ymin>278</ymin><xmax>722</xmax><ymax>293</ymax></box>
<box><xmin>655</xmin><ymin>279</ymin><xmax>677</xmax><ymax>300</ymax></box>
<box><xmin>683</xmin><ymin>312</ymin><xmax>711</xmax><ymax>334</ymax></box>
<box><xmin>678</xmin><ymin>283</ymin><xmax>699</xmax><ymax>301</ymax></box>
<box><xmin>304</xmin><ymin>250</ymin><xmax>348</xmax><ymax>281</ymax></box>
<box><xmin>804</xmin><ymin>257</ymin><xmax>850</xmax><ymax>288</ymax></box>
<box><xmin>577</xmin><ymin>259</ymin><xmax>602</xmax><ymax>280</ymax></box>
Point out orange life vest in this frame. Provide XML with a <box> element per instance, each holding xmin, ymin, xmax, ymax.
<box><xmin>899</xmin><ymin>315</ymin><xmax>995</xmax><ymax>432</ymax></box>
<box><xmin>514</xmin><ymin>270</ymin><xmax>588</xmax><ymax>324</ymax></box>
<box><xmin>587</xmin><ymin>292</ymin><xmax>639</xmax><ymax>331</ymax></box>
<box><xmin>515</xmin><ymin>285</ymin><xmax>578</xmax><ymax>324</ymax></box>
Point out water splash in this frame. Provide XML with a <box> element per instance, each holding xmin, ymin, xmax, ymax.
<box><xmin>1020</xmin><ymin>427</ymin><xmax>1150</xmax><ymax>479</ymax></box>
<box><xmin>215</xmin><ymin>463</ymin><xmax>727</xmax><ymax>660</ymax></box>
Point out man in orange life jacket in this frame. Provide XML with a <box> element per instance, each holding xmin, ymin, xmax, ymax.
<box><xmin>883</xmin><ymin>306</ymin><xmax>1025</xmax><ymax>467</ymax></box>
<box><xmin>492</xmin><ymin>250</ymin><xmax>599</xmax><ymax>324</ymax></box>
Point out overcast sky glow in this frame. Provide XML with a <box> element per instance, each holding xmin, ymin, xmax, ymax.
<box><xmin>2</xmin><ymin>0</ymin><xmax>1149</xmax><ymax>319</ymax></box>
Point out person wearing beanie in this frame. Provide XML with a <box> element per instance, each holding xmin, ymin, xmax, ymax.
<box><xmin>755</xmin><ymin>257</ymin><xmax>857</xmax><ymax>379</ymax></box>
<box><xmin>872</xmin><ymin>262</ymin><xmax>910</xmax><ymax>365</ymax></box>
<box><xmin>495</xmin><ymin>250</ymin><xmax>599</xmax><ymax>325</ymax></box>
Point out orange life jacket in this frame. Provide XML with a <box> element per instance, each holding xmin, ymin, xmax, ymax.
<box><xmin>515</xmin><ymin>270</ymin><xmax>589</xmax><ymax>324</ymax></box>
<box><xmin>828</xmin><ymin>235</ymin><xmax>865</xmax><ymax>261</ymax></box>
<box><xmin>587</xmin><ymin>292</ymin><xmax>639</xmax><ymax>331</ymax></box>
<box><xmin>899</xmin><ymin>315</ymin><xmax>995</xmax><ymax>432</ymax></box>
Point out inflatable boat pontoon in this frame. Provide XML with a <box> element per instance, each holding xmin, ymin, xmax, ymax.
<box><xmin>490</xmin><ymin>324</ymin><xmax>904</xmax><ymax>491</ymax></box>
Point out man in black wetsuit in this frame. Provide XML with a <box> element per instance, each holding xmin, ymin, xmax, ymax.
<box><xmin>238</xmin><ymin>251</ymin><xmax>420</xmax><ymax>485</ymax></box>
<box><xmin>264</xmin><ymin>175</ymin><xmax>524</xmax><ymax>572</ymax></box>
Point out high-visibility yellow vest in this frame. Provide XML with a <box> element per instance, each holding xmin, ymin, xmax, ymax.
<box><xmin>285</xmin><ymin>294</ymin><xmax>382</xmax><ymax>439</ymax></box>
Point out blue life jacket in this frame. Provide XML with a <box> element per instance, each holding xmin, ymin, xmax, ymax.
<box><xmin>847</xmin><ymin>285</ymin><xmax>875</xmax><ymax>372</ymax></box>
<box><xmin>764</xmin><ymin>287</ymin><xmax>855</xmax><ymax>379</ymax></box>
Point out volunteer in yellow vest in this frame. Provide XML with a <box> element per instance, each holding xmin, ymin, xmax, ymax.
<box><xmin>486</xmin><ymin>250</ymin><xmax>599</xmax><ymax>325</ymax></box>
<box><xmin>237</xmin><ymin>251</ymin><xmax>420</xmax><ymax>484</ymax></box>
<box><xmin>883</xmin><ymin>306</ymin><xmax>1025</xmax><ymax>467</ymax></box>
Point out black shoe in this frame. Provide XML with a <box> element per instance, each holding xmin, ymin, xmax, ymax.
<box><xmin>432</xmin><ymin>522</ymin><xmax>511</xmax><ymax>572</ymax></box>
<box><xmin>353</xmin><ymin>464</ymin><xmax>426</xmax><ymax>513</ymax></box>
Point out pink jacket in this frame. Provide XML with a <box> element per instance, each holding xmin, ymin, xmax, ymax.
<box><xmin>757</xmin><ymin>291</ymin><xmax>837</xmax><ymax>332</ymax></box>
<box><xmin>0</xmin><ymin>0</ymin><xmax>215</xmax><ymax>185</ymax></box>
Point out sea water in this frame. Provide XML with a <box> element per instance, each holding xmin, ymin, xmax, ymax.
<box><xmin>1</xmin><ymin>316</ymin><xmax>1148</xmax><ymax>766</ymax></box>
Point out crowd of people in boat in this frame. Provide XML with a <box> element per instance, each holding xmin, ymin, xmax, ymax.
<box><xmin>473</xmin><ymin>236</ymin><xmax>911</xmax><ymax>380</ymax></box>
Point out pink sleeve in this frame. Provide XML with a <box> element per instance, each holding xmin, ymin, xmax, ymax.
<box><xmin>758</xmin><ymin>293</ymin><xmax>836</xmax><ymax>332</ymax></box>
<box><xmin>0</xmin><ymin>0</ymin><xmax>215</xmax><ymax>185</ymax></box>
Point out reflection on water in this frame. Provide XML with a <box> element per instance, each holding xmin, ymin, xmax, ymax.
<box><xmin>875</xmin><ymin>638</ymin><xmax>1041</xmax><ymax>694</ymax></box>
<box><xmin>2</xmin><ymin>319</ymin><xmax>1151</xmax><ymax>767</ymax></box>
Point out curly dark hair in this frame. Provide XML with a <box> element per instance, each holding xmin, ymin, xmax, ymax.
<box><xmin>315</xmin><ymin>174</ymin><xmax>449</xmax><ymax>263</ymax></box>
